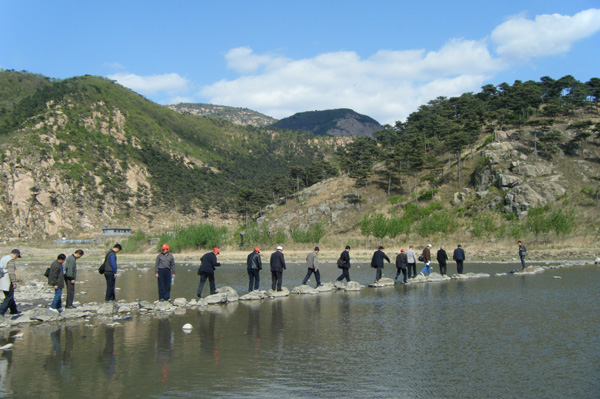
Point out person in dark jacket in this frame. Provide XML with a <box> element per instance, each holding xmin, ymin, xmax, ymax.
<box><xmin>420</xmin><ymin>244</ymin><xmax>432</xmax><ymax>276</ymax></box>
<box><xmin>302</xmin><ymin>247</ymin><xmax>321</xmax><ymax>288</ymax></box>
<box><xmin>371</xmin><ymin>246</ymin><xmax>391</xmax><ymax>282</ymax></box>
<box><xmin>48</xmin><ymin>254</ymin><xmax>66</xmax><ymax>312</ymax></box>
<box><xmin>437</xmin><ymin>246</ymin><xmax>448</xmax><ymax>275</ymax></box>
<box><xmin>103</xmin><ymin>244</ymin><xmax>121</xmax><ymax>302</ymax></box>
<box><xmin>518</xmin><ymin>241</ymin><xmax>527</xmax><ymax>270</ymax></box>
<box><xmin>269</xmin><ymin>246</ymin><xmax>286</xmax><ymax>291</ymax></box>
<box><xmin>452</xmin><ymin>244</ymin><xmax>466</xmax><ymax>274</ymax></box>
<box><xmin>155</xmin><ymin>244</ymin><xmax>175</xmax><ymax>301</ymax></box>
<box><xmin>395</xmin><ymin>249</ymin><xmax>408</xmax><ymax>283</ymax></box>
<box><xmin>197</xmin><ymin>248</ymin><xmax>221</xmax><ymax>298</ymax></box>
<box><xmin>336</xmin><ymin>246</ymin><xmax>352</xmax><ymax>282</ymax></box>
<box><xmin>247</xmin><ymin>247</ymin><xmax>262</xmax><ymax>292</ymax></box>
<box><xmin>64</xmin><ymin>249</ymin><xmax>84</xmax><ymax>308</ymax></box>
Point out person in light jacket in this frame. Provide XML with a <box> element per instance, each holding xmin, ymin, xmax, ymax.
<box><xmin>64</xmin><ymin>249</ymin><xmax>84</xmax><ymax>308</ymax></box>
<box><xmin>0</xmin><ymin>249</ymin><xmax>21</xmax><ymax>316</ymax></box>
<box><xmin>155</xmin><ymin>244</ymin><xmax>175</xmax><ymax>301</ymax></box>
<box><xmin>406</xmin><ymin>246</ymin><xmax>417</xmax><ymax>278</ymax></box>
<box><xmin>302</xmin><ymin>247</ymin><xmax>322</xmax><ymax>288</ymax></box>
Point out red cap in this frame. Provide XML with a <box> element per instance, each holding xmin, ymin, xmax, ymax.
<box><xmin>401</xmin><ymin>248</ymin><xmax>405</xmax><ymax>252</ymax></box>
<box><xmin>254</xmin><ymin>247</ymin><xmax>260</xmax><ymax>252</ymax></box>
<box><xmin>161</xmin><ymin>244</ymin><xmax>169</xmax><ymax>250</ymax></box>
<box><xmin>213</xmin><ymin>248</ymin><xmax>220</xmax><ymax>254</ymax></box>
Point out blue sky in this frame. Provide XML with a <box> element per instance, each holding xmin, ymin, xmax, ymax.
<box><xmin>1</xmin><ymin>0</ymin><xmax>600</xmax><ymax>124</ymax></box>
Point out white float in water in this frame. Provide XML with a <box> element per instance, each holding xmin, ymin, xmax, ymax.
<box><xmin>182</xmin><ymin>323</ymin><xmax>193</xmax><ymax>333</ymax></box>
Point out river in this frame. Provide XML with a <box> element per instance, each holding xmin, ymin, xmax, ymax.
<box><xmin>1</xmin><ymin>261</ymin><xmax>598</xmax><ymax>398</ymax></box>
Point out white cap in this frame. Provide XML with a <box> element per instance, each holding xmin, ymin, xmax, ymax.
<box><xmin>276</xmin><ymin>246</ymin><xmax>283</xmax><ymax>250</ymax></box>
<box><xmin>428</xmin><ymin>244</ymin><xmax>432</xmax><ymax>247</ymax></box>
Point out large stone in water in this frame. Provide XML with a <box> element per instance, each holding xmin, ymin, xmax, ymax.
<box><xmin>204</xmin><ymin>293</ymin><xmax>228</xmax><ymax>304</ymax></box>
<box><xmin>291</xmin><ymin>285</ymin><xmax>320</xmax><ymax>294</ymax></box>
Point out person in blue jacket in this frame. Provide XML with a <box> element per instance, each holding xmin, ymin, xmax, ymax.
<box><xmin>197</xmin><ymin>248</ymin><xmax>221</xmax><ymax>298</ymax></box>
<box><xmin>103</xmin><ymin>244</ymin><xmax>121</xmax><ymax>302</ymax></box>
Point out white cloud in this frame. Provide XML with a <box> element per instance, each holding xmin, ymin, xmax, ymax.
<box><xmin>201</xmin><ymin>42</ymin><xmax>497</xmax><ymax>124</ymax></box>
<box><xmin>491</xmin><ymin>9</ymin><xmax>600</xmax><ymax>61</ymax></box>
<box><xmin>107</xmin><ymin>72</ymin><xmax>190</xmax><ymax>96</ymax></box>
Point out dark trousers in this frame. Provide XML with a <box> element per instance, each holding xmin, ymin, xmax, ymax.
<box><xmin>375</xmin><ymin>266</ymin><xmax>383</xmax><ymax>281</ymax></box>
<box><xmin>407</xmin><ymin>263</ymin><xmax>416</xmax><ymax>278</ymax></box>
<box><xmin>157</xmin><ymin>268</ymin><xmax>172</xmax><ymax>300</ymax></box>
<box><xmin>439</xmin><ymin>262</ymin><xmax>447</xmax><ymax>275</ymax></box>
<box><xmin>302</xmin><ymin>268</ymin><xmax>321</xmax><ymax>286</ymax></box>
<box><xmin>336</xmin><ymin>268</ymin><xmax>350</xmax><ymax>282</ymax></box>
<box><xmin>520</xmin><ymin>256</ymin><xmax>526</xmax><ymax>270</ymax></box>
<box><xmin>248</xmin><ymin>269</ymin><xmax>260</xmax><ymax>291</ymax></box>
<box><xmin>456</xmin><ymin>260</ymin><xmax>464</xmax><ymax>274</ymax></box>
<box><xmin>104</xmin><ymin>273</ymin><xmax>116</xmax><ymax>301</ymax></box>
<box><xmin>65</xmin><ymin>277</ymin><xmax>75</xmax><ymax>307</ymax></box>
<box><xmin>197</xmin><ymin>271</ymin><xmax>216</xmax><ymax>298</ymax></box>
<box><xmin>395</xmin><ymin>267</ymin><xmax>408</xmax><ymax>283</ymax></box>
<box><xmin>0</xmin><ymin>285</ymin><xmax>18</xmax><ymax>315</ymax></box>
<box><xmin>271</xmin><ymin>271</ymin><xmax>283</xmax><ymax>291</ymax></box>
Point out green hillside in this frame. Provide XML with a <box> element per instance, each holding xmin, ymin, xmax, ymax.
<box><xmin>0</xmin><ymin>71</ymin><xmax>337</xmax><ymax>238</ymax></box>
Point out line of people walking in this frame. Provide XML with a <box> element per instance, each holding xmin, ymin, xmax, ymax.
<box><xmin>0</xmin><ymin>240</ymin><xmax>528</xmax><ymax>315</ymax></box>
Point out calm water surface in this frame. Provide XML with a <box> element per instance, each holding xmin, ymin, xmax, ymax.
<box><xmin>2</xmin><ymin>261</ymin><xmax>599</xmax><ymax>398</ymax></box>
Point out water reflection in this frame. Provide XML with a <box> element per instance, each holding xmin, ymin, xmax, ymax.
<box><xmin>100</xmin><ymin>326</ymin><xmax>116</xmax><ymax>380</ymax></box>
<box><xmin>155</xmin><ymin>317</ymin><xmax>173</xmax><ymax>384</ymax></box>
<box><xmin>45</xmin><ymin>327</ymin><xmax>75</xmax><ymax>382</ymax></box>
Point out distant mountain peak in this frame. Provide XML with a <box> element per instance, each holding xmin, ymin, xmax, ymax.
<box><xmin>167</xmin><ymin>103</ymin><xmax>277</xmax><ymax>127</ymax></box>
<box><xmin>270</xmin><ymin>108</ymin><xmax>383</xmax><ymax>137</ymax></box>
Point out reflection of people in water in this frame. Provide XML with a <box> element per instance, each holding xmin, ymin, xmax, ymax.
<box><xmin>44</xmin><ymin>327</ymin><xmax>75</xmax><ymax>382</ymax></box>
<box><xmin>198</xmin><ymin>312</ymin><xmax>220</xmax><ymax>366</ymax></box>
<box><xmin>155</xmin><ymin>317</ymin><xmax>173</xmax><ymax>384</ymax></box>
<box><xmin>100</xmin><ymin>326</ymin><xmax>116</xmax><ymax>380</ymax></box>
<box><xmin>246</xmin><ymin>304</ymin><xmax>262</xmax><ymax>356</ymax></box>
<box><xmin>0</xmin><ymin>338</ymin><xmax>13</xmax><ymax>396</ymax></box>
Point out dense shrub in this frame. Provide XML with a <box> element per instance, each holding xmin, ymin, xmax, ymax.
<box><xmin>158</xmin><ymin>223</ymin><xmax>227</xmax><ymax>252</ymax></box>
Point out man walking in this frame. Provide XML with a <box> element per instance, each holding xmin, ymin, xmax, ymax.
<box><xmin>103</xmin><ymin>244</ymin><xmax>121</xmax><ymax>302</ymax></box>
<box><xmin>247</xmin><ymin>247</ymin><xmax>262</xmax><ymax>292</ymax></box>
<box><xmin>155</xmin><ymin>244</ymin><xmax>175</xmax><ymax>301</ymax></box>
<box><xmin>269</xmin><ymin>246</ymin><xmax>286</xmax><ymax>291</ymax></box>
<box><xmin>395</xmin><ymin>249</ymin><xmax>408</xmax><ymax>283</ymax></box>
<box><xmin>64</xmin><ymin>249</ymin><xmax>84</xmax><ymax>309</ymax></box>
<box><xmin>336</xmin><ymin>246</ymin><xmax>351</xmax><ymax>282</ymax></box>
<box><xmin>437</xmin><ymin>246</ymin><xmax>448</xmax><ymax>275</ymax></box>
<box><xmin>453</xmin><ymin>244</ymin><xmax>465</xmax><ymax>274</ymax></box>
<box><xmin>302</xmin><ymin>247</ymin><xmax>322</xmax><ymax>288</ymax></box>
<box><xmin>406</xmin><ymin>246</ymin><xmax>417</xmax><ymax>278</ymax></box>
<box><xmin>0</xmin><ymin>249</ymin><xmax>21</xmax><ymax>316</ymax></box>
<box><xmin>48</xmin><ymin>254</ymin><xmax>66</xmax><ymax>312</ymax></box>
<box><xmin>197</xmin><ymin>248</ymin><xmax>221</xmax><ymax>298</ymax></box>
<box><xmin>371</xmin><ymin>246</ymin><xmax>391</xmax><ymax>282</ymax></box>
<box><xmin>518</xmin><ymin>241</ymin><xmax>527</xmax><ymax>270</ymax></box>
<box><xmin>420</xmin><ymin>244</ymin><xmax>432</xmax><ymax>276</ymax></box>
